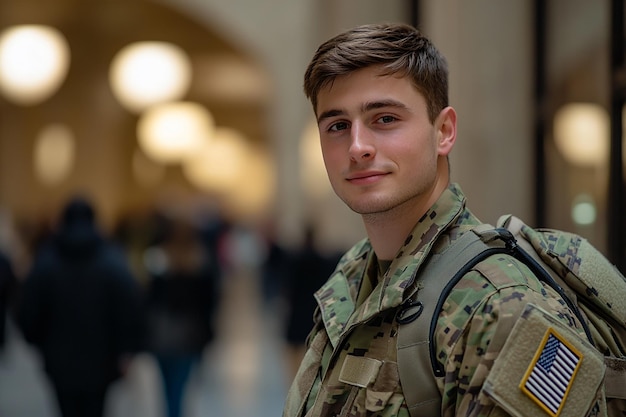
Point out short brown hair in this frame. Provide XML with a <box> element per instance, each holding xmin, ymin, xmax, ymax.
<box><xmin>304</xmin><ymin>23</ymin><xmax>448</xmax><ymax>123</ymax></box>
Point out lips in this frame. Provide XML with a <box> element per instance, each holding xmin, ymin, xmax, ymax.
<box><xmin>346</xmin><ymin>171</ymin><xmax>388</xmax><ymax>184</ymax></box>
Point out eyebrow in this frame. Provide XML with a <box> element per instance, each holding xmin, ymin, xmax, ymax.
<box><xmin>317</xmin><ymin>99</ymin><xmax>409</xmax><ymax>124</ymax></box>
<box><xmin>317</xmin><ymin>109</ymin><xmax>344</xmax><ymax>124</ymax></box>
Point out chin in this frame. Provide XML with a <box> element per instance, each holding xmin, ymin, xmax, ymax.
<box><xmin>345</xmin><ymin>198</ymin><xmax>392</xmax><ymax>215</ymax></box>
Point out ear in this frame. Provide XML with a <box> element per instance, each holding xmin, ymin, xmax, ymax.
<box><xmin>436</xmin><ymin>106</ymin><xmax>457</xmax><ymax>156</ymax></box>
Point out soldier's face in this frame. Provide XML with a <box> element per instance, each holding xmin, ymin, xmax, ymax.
<box><xmin>315</xmin><ymin>65</ymin><xmax>456</xmax><ymax>217</ymax></box>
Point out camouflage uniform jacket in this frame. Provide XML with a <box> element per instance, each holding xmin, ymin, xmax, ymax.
<box><xmin>282</xmin><ymin>183</ymin><xmax>587</xmax><ymax>417</ymax></box>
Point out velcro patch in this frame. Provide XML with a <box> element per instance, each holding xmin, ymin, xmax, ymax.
<box><xmin>520</xmin><ymin>329</ymin><xmax>582</xmax><ymax>416</ymax></box>
<box><xmin>339</xmin><ymin>355</ymin><xmax>382</xmax><ymax>388</ymax></box>
<box><xmin>482</xmin><ymin>304</ymin><xmax>605</xmax><ymax>417</ymax></box>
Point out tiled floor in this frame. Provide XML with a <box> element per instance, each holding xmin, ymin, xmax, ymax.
<box><xmin>0</xmin><ymin>269</ymin><xmax>291</xmax><ymax>417</ymax></box>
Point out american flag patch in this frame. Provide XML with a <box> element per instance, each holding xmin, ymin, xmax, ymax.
<box><xmin>520</xmin><ymin>329</ymin><xmax>583</xmax><ymax>416</ymax></box>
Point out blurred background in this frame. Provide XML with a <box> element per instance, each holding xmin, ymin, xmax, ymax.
<box><xmin>0</xmin><ymin>0</ymin><xmax>624</xmax><ymax>416</ymax></box>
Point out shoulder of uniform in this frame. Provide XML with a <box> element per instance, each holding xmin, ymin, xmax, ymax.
<box><xmin>442</xmin><ymin>266</ymin><xmax>535</xmax><ymax>323</ymax></box>
<box><xmin>454</xmin><ymin>254</ymin><xmax>544</xmax><ymax>294</ymax></box>
<box><xmin>438</xmin><ymin>254</ymin><xmax>586</xmax><ymax>352</ymax></box>
<box><xmin>484</xmin><ymin>254</ymin><xmax>550</xmax><ymax>292</ymax></box>
<box><xmin>439</xmin><ymin>255</ymin><xmax>552</xmax><ymax>338</ymax></box>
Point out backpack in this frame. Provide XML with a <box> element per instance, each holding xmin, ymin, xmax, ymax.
<box><xmin>397</xmin><ymin>214</ymin><xmax>626</xmax><ymax>417</ymax></box>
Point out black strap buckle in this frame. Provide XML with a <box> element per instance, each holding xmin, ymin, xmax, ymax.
<box><xmin>396</xmin><ymin>299</ymin><xmax>424</xmax><ymax>324</ymax></box>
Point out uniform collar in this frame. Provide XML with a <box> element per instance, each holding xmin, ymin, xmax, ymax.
<box><xmin>315</xmin><ymin>183</ymin><xmax>470</xmax><ymax>346</ymax></box>
<box><xmin>379</xmin><ymin>183</ymin><xmax>468</xmax><ymax>308</ymax></box>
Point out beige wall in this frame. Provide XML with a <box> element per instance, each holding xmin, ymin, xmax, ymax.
<box><xmin>422</xmin><ymin>0</ymin><xmax>535</xmax><ymax>225</ymax></box>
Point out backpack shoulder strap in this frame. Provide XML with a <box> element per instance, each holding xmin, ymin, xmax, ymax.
<box><xmin>397</xmin><ymin>224</ymin><xmax>505</xmax><ymax>417</ymax></box>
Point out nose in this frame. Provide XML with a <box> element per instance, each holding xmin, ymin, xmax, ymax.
<box><xmin>348</xmin><ymin>123</ymin><xmax>375</xmax><ymax>161</ymax></box>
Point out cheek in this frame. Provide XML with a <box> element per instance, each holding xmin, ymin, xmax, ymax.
<box><xmin>321</xmin><ymin>144</ymin><xmax>342</xmax><ymax>169</ymax></box>
<box><xmin>383</xmin><ymin>140</ymin><xmax>420</xmax><ymax>163</ymax></box>
<box><xmin>391</xmin><ymin>137</ymin><xmax>437</xmax><ymax>169</ymax></box>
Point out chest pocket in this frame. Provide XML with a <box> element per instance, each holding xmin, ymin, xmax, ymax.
<box><xmin>338</xmin><ymin>355</ymin><xmax>403</xmax><ymax>414</ymax></box>
<box><xmin>308</xmin><ymin>313</ymin><xmax>406</xmax><ymax>417</ymax></box>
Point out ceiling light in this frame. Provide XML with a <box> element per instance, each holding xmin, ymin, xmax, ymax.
<box><xmin>137</xmin><ymin>101</ymin><xmax>214</xmax><ymax>164</ymax></box>
<box><xmin>0</xmin><ymin>25</ymin><xmax>70</xmax><ymax>105</ymax></box>
<box><xmin>110</xmin><ymin>41</ymin><xmax>192</xmax><ymax>113</ymax></box>
<box><xmin>553</xmin><ymin>103</ymin><xmax>609</xmax><ymax>167</ymax></box>
<box><xmin>34</xmin><ymin>123</ymin><xmax>75</xmax><ymax>186</ymax></box>
<box><xmin>183</xmin><ymin>127</ymin><xmax>249</xmax><ymax>193</ymax></box>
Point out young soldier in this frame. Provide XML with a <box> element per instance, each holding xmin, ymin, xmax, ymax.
<box><xmin>283</xmin><ymin>23</ymin><xmax>603</xmax><ymax>417</ymax></box>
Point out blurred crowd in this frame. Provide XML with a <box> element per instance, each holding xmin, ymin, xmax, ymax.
<box><xmin>0</xmin><ymin>195</ymin><xmax>343</xmax><ymax>417</ymax></box>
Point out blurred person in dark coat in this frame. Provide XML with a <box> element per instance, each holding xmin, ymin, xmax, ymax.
<box><xmin>145</xmin><ymin>216</ymin><xmax>220</xmax><ymax>417</ymax></box>
<box><xmin>16</xmin><ymin>196</ymin><xmax>144</xmax><ymax>417</ymax></box>
<box><xmin>0</xmin><ymin>249</ymin><xmax>16</xmax><ymax>350</ymax></box>
<box><xmin>283</xmin><ymin>227</ymin><xmax>341</xmax><ymax>380</ymax></box>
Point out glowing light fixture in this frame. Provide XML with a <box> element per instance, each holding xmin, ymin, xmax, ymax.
<box><xmin>110</xmin><ymin>41</ymin><xmax>192</xmax><ymax>113</ymax></box>
<box><xmin>34</xmin><ymin>123</ymin><xmax>75</xmax><ymax>186</ymax></box>
<box><xmin>183</xmin><ymin>127</ymin><xmax>249</xmax><ymax>193</ymax></box>
<box><xmin>571</xmin><ymin>193</ymin><xmax>596</xmax><ymax>226</ymax></box>
<box><xmin>137</xmin><ymin>101</ymin><xmax>214</xmax><ymax>164</ymax></box>
<box><xmin>0</xmin><ymin>25</ymin><xmax>70</xmax><ymax>105</ymax></box>
<box><xmin>553</xmin><ymin>103</ymin><xmax>609</xmax><ymax>167</ymax></box>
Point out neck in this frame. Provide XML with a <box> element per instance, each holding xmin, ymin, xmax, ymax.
<box><xmin>363</xmin><ymin>209</ymin><xmax>421</xmax><ymax>261</ymax></box>
<box><xmin>364</xmin><ymin>177</ymin><xmax>449</xmax><ymax>261</ymax></box>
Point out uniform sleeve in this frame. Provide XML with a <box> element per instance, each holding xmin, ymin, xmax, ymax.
<box><xmin>435</xmin><ymin>256</ymin><xmax>588</xmax><ymax>417</ymax></box>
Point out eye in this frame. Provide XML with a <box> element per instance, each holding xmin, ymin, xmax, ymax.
<box><xmin>378</xmin><ymin>115</ymin><xmax>397</xmax><ymax>124</ymax></box>
<box><xmin>328</xmin><ymin>121</ymin><xmax>349</xmax><ymax>132</ymax></box>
